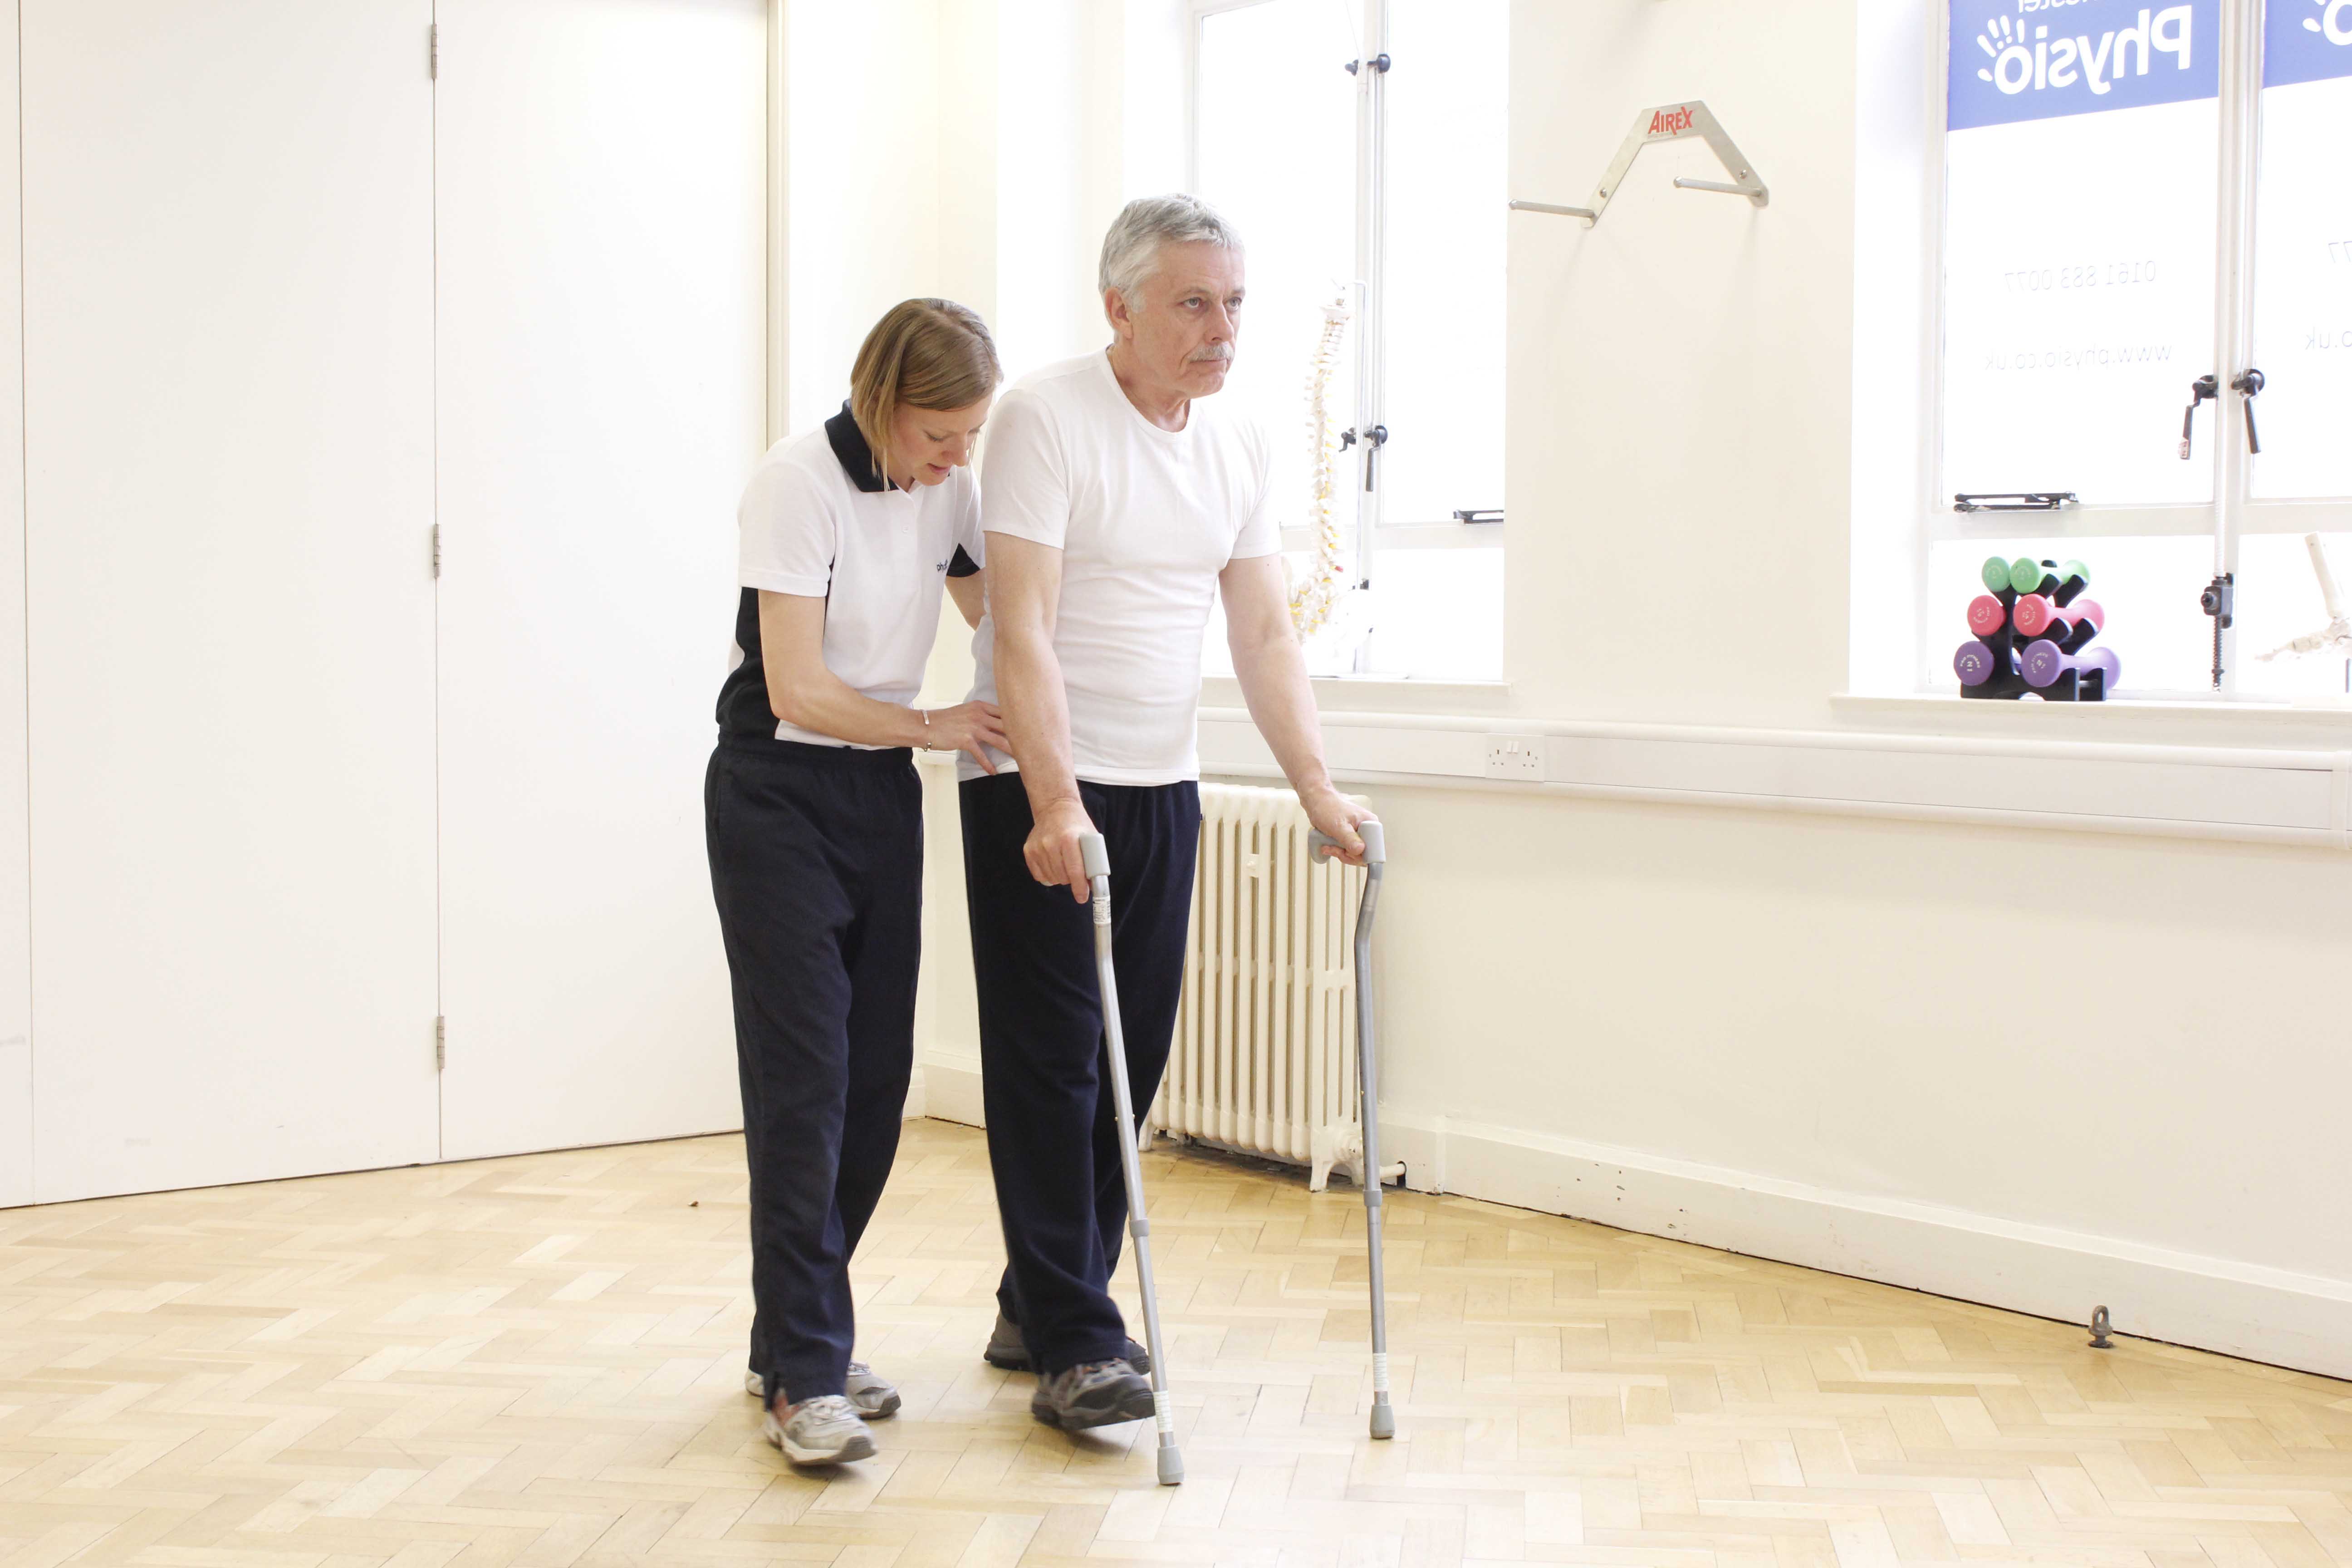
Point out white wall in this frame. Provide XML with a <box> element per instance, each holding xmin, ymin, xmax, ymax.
<box><xmin>0</xmin><ymin>0</ymin><xmax>28</xmax><ymax>1211</ymax></box>
<box><xmin>904</xmin><ymin>0</ymin><xmax>2352</xmax><ymax>1378</ymax></box>
<box><xmin>778</xmin><ymin>0</ymin><xmax>1181</xmax><ymax>403</ymax></box>
<box><xmin>782</xmin><ymin>0</ymin><xmax>944</xmax><ymax>432</ymax></box>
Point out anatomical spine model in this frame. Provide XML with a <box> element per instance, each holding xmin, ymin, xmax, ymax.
<box><xmin>1289</xmin><ymin>295</ymin><xmax>1353</xmax><ymax>638</ymax></box>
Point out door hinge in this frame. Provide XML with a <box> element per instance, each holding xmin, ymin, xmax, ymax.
<box><xmin>431</xmin><ymin>523</ymin><xmax>441</xmax><ymax>578</ymax></box>
<box><xmin>434</xmin><ymin>1015</ymin><xmax>446</xmax><ymax>1071</ymax></box>
<box><xmin>429</xmin><ymin>23</ymin><xmax>439</xmax><ymax>80</ymax></box>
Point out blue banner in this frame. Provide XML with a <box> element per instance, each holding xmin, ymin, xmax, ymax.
<box><xmin>1949</xmin><ymin>0</ymin><xmax>2220</xmax><ymax>129</ymax></box>
<box><xmin>2266</xmin><ymin>0</ymin><xmax>2352</xmax><ymax>86</ymax></box>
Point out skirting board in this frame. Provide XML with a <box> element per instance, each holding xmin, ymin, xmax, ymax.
<box><xmin>1380</xmin><ymin>1109</ymin><xmax>2352</xmax><ymax>1382</ymax></box>
<box><xmin>918</xmin><ymin>1052</ymin><xmax>2351</xmax><ymax>1380</ymax></box>
<box><xmin>923</xmin><ymin>1051</ymin><xmax>987</xmax><ymax>1131</ymax></box>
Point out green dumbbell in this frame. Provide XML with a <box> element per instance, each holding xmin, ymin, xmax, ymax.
<box><xmin>2008</xmin><ymin>557</ymin><xmax>2090</xmax><ymax>599</ymax></box>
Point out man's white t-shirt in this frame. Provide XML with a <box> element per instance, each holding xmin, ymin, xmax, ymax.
<box><xmin>962</xmin><ymin>350</ymin><xmax>1279</xmax><ymax>786</ymax></box>
<box><xmin>721</xmin><ymin>408</ymin><xmax>983</xmax><ymax>747</ymax></box>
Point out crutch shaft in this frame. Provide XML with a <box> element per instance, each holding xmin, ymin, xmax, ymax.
<box><xmin>1356</xmin><ymin>859</ymin><xmax>1393</xmax><ymax>1436</ymax></box>
<box><xmin>1079</xmin><ymin>831</ymin><xmax>1184</xmax><ymax>1485</ymax></box>
<box><xmin>1311</xmin><ymin>818</ymin><xmax>1394</xmax><ymax>1438</ymax></box>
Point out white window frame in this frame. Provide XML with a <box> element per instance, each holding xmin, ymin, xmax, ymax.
<box><xmin>1920</xmin><ymin>0</ymin><xmax>2352</xmax><ymax>697</ymax></box>
<box><xmin>1186</xmin><ymin>0</ymin><xmax>1505</xmax><ymax>671</ymax></box>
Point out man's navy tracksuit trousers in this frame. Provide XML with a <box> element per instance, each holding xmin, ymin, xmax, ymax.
<box><xmin>958</xmin><ymin>772</ymin><xmax>1199</xmax><ymax>1377</ymax></box>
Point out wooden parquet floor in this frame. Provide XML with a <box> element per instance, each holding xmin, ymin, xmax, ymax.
<box><xmin>2</xmin><ymin>1119</ymin><xmax>2348</xmax><ymax>1568</ymax></box>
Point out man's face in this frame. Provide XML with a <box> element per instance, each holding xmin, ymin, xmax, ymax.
<box><xmin>1111</xmin><ymin>241</ymin><xmax>1244</xmax><ymax>399</ymax></box>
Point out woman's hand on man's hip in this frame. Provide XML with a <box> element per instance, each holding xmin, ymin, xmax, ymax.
<box><xmin>922</xmin><ymin>701</ymin><xmax>1008</xmax><ymax>775</ymax></box>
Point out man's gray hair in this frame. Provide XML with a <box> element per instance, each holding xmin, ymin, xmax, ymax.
<box><xmin>1098</xmin><ymin>193</ymin><xmax>1243</xmax><ymax>300</ymax></box>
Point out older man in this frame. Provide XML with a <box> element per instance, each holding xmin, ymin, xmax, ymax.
<box><xmin>957</xmin><ymin>193</ymin><xmax>1376</xmax><ymax>1430</ymax></box>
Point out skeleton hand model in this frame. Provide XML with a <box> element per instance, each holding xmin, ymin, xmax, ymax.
<box><xmin>2256</xmin><ymin>534</ymin><xmax>2352</xmax><ymax>662</ymax></box>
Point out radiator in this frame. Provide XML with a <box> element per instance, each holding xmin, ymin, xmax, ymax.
<box><xmin>1148</xmin><ymin>784</ymin><xmax>1371</xmax><ymax>1191</ymax></box>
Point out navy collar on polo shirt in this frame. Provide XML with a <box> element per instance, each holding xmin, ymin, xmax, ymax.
<box><xmin>823</xmin><ymin>401</ymin><xmax>899</xmax><ymax>494</ymax></box>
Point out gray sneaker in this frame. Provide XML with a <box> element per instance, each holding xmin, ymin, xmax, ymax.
<box><xmin>844</xmin><ymin>1361</ymin><xmax>901</xmax><ymax>1419</ymax></box>
<box><xmin>762</xmin><ymin>1394</ymin><xmax>875</xmax><ymax>1465</ymax></box>
<box><xmin>984</xmin><ymin>1310</ymin><xmax>1149</xmax><ymax>1375</ymax></box>
<box><xmin>746</xmin><ymin>1364</ymin><xmax>900</xmax><ymax>1420</ymax></box>
<box><xmin>1030</xmin><ymin>1358</ymin><xmax>1155</xmax><ymax>1431</ymax></box>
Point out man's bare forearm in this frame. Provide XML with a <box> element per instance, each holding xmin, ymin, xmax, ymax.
<box><xmin>995</xmin><ymin>626</ymin><xmax>1085</xmax><ymax>814</ymax></box>
<box><xmin>1228</xmin><ymin>599</ymin><xmax>1373</xmax><ymax>865</ymax></box>
<box><xmin>1231</xmin><ymin>631</ymin><xmax>1338</xmax><ymax>802</ymax></box>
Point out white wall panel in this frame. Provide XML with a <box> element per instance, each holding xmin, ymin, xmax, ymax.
<box><xmin>0</xmin><ymin>0</ymin><xmax>29</xmax><ymax>1210</ymax></box>
<box><xmin>22</xmin><ymin>0</ymin><xmax>441</xmax><ymax>1201</ymax></box>
<box><xmin>435</xmin><ymin>0</ymin><xmax>764</xmax><ymax>1158</ymax></box>
<box><xmin>784</xmin><ymin>0</ymin><xmax>943</xmax><ymax>430</ymax></box>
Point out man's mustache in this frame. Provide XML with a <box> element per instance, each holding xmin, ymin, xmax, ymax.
<box><xmin>1188</xmin><ymin>345</ymin><xmax>1234</xmax><ymax>364</ymax></box>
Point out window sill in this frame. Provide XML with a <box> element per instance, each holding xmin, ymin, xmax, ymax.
<box><xmin>1199</xmin><ymin>704</ymin><xmax>2352</xmax><ymax>850</ymax></box>
<box><xmin>1204</xmin><ymin>674</ymin><xmax>1513</xmax><ymax>713</ymax></box>
<box><xmin>1831</xmin><ymin>691</ymin><xmax>2352</xmax><ymax>746</ymax></box>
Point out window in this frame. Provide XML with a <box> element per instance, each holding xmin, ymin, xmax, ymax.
<box><xmin>1192</xmin><ymin>0</ymin><xmax>1507</xmax><ymax>681</ymax></box>
<box><xmin>1927</xmin><ymin>0</ymin><xmax>2352</xmax><ymax>699</ymax></box>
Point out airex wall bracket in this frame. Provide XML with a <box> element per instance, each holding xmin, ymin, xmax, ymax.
<box><xmin>1509</xmin><ymin>100</ymin><xmax>1768</xmax><ymax>227</ymax></box>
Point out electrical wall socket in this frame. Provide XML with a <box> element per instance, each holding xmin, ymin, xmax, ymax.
<box><xmin>1484</xmin><ymin>735</ymin><xmax>1545</xmax><ymax>780</ymax></box>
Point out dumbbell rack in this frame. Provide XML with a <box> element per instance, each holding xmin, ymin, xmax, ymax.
<box><xmin>1954</xmin><ymin>557</ymin><xmax>2118</xmax><ymax>701</ymax></box>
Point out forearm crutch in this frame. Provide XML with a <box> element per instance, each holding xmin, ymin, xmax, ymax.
<box><xmin>1311</xmin><ymin>820</ymin><xmax>1394</xmax><ymax>1440</ymax></box>
<box><xmin>1078</xmin><ymin>831</ymin><xmax>1184</xmax><ymax>1486</ymax></box>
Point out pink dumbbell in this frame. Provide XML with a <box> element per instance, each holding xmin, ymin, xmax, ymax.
<box><xmin>1967</xmin><ymin>594</ymin><xmax>2010</xmax><ymax>637</ymax></box>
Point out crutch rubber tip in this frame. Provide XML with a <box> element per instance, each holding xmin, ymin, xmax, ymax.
<box><xmin>1157</xmin><ymin>1446</ymin><xmax>1185</xmax><ymax>1485</ymax></box>
<box><xmin>1369</xmin><ymin>1402</ymin><xmax>1396</xmax><ymax>1440</ymax></box>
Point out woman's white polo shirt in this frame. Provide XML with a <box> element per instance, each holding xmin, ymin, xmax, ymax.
<box><xmin>716</xmin><ymin>404</ymin><xmax>981</xmax><ymax>746</ymax></box>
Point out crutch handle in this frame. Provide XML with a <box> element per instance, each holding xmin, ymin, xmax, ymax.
<box><xmin>1078</xmin><ymin>831</ymin><xmax>1111</xmax><ymax>879</ymax></box>
<box><xmin>1310</xmin><ymin>820</ymin><xmax>1385</xmax><ymax>865</ymax></box>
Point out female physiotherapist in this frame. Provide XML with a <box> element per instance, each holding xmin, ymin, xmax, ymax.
<box><xmin>705</xmin><ymin>299</ymin><xmax>1003</xmax><ymax>1466</ymax></box>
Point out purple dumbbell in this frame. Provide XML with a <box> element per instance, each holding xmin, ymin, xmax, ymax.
<box><xmin>2022</xmin><ymin>640</ymin><xmax>2120</xmax><ymax>692</ymax></box>
<box><xmin>1955</xmin><ymin>639</ymin><xmax>2009</xmax><ymax>687</ymax></box>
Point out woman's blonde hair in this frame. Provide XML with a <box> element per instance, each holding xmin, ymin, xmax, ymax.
<box><xmin>849</xmin><ymin>299</ymin><xmax>1001</xmax><ymax>486</ymax></box>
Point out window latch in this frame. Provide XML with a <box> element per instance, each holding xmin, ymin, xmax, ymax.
<box><xmin>2230</xmin><ymin>368</ymin><xmax>2264</xmax><ymax>455</ymax></box>
<box><xmin>1360</xmin><ymin>423</ymin><xmax>1387</xmax><ymax>492</ymax></box>
<box><xmin>1344</xmin><ymin>53</ymin><xmax>1391</xmax><ymax>75</ymax></box>
<box><xmin>1953</xmin><ymin>492</ymin><xmax>2076</xmax><ymax>513</ymax></box>
<box><xmin>2180</xmin><ymin>373</ymin><xmax>2220</xmax><ymax>459</ymax></box>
